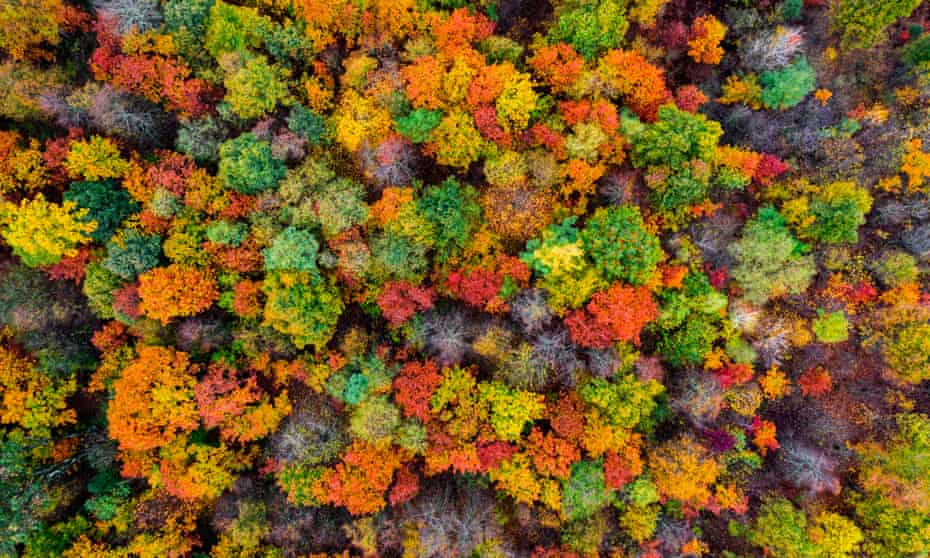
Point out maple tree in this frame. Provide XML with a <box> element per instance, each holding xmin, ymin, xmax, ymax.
<box><xmin>108</xmin><ymin>346</ymin><xmax>199</xmax><ymax>452</ymax></box>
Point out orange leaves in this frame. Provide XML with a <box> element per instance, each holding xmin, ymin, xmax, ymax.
<box><xmin>566</xmin><ymin>283</ymin><xmax>659</xmax><ymax>348</ymax></box>
<box><xmin>751</xmin><ymin>416</ymin><xmax>779</xmax><ymax>455</ymax></box>
<box><xmin>799</xmin><ymin>367</ymin><xmax>832</xmax><ymax>397</ymax></box>
<box><xmin>323</xmin><ymin>441</ymin><xmax>408</xmax><ymax>515</ymax></box>
<box><xmin>392</xmin><ymin>360</ymin><xmax>443</xmax><ymax>422</ymax></box>
<box><xmin>528</xmin><ymin>43</ymin><xmax>584</xmax><ymax>94</ymax></box>
<box><xmin>687</xmin><ymin>15</ymin><xmax>727</xmax><ymax>65</ymax></box>
<box><xmin>137</xmin><ymin>264</ymin><xmax>219</xmax><ymax>325</ymax></box>
<box><xmin>401</xmin><ymin>55</ymin><xmax>444</xmax><ymax>110</ymax></box>
<box><xmin>194</xmin><ymin>361</ymin><xmax>291</xmax><ymax>443</ymax></box>
<box><xmin>598</xmin><ymin>49</ymin><xmax>671</xmax><ymax>122</ymax></box>
<box><xmin>649</xmin><ymin>436</ymin><xmax>722</xmax><ymax>507</ymax></box>
<box><xmin>525</xmin><ymin>428</ymin><xmax>580</xmax><ymax>479</ymax></box>
<box><xmin>108</xmin><ymin>346</ymin><xmax>199</xmax><ymax>452</ymax></box>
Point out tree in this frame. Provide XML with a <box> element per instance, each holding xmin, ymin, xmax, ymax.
<box><xmin>323</xmin><ymin>441</ymin><xmax>407</xmax><ymax>515</ymax></box>
<box><xmin>548</xmin><ymin>0</ymin><xmax>630</xmax><ymax>60</ymax></box>
<box><xmin>832</xmin><ymin>0</ymin><xmax>921</xmax><ymax>50</ymax></box>
<box><xmin>0</xmin><ymin>0</ymin><xmax>63</xmax><ymax>61</ymax></box>
<box><xmin>417</xmin><ymin>178</ymin><xmax>482</xmax><ymax>262</ymax></box>
<box><xmin>376</xmin><ymin>281</ymin><xmax>435</xmax><ymax>328</ymax></box>
<box><xmin>427</xmin><ymin>110</ymin><xmax>487</xmax><ymax>169</ymax></box>
<box><xmin>262</xmin><ymin>227</ymin><xmax>320</xmax><ymax>274</ymax></box>
<box><xmin>598</xmin><ymin>49</ymin><xmax>671</xmax><ymax>121</ymax></box>
<box><xmin>102</xmin><ymin>230</ymin><xmax>161</xmax><ymax>280</ymax></box>
<box><xmin>223</xmin><ymin>54</ymin><xmax>291</xmax><ymax>120</ymax></box>
<box><xmin>687</xmin><ymin>15</ymin><xmax>727</xmax><ymax>65</ymax></box>
<box><xmin>0</xmin><ymin>195</ymin><xmax>96</xmax><ymax>267</ymax></box>
<box><xmin>261</xmin><ymin>271</ymin><xmax>343</xmax><ymax>350</ymax></box>
<box><xmin>749</xmin><ymin>497</ymin><xmax>862</xmax><ymax>558</ymax></box>
<box><xmin>759</xmin><ymin>56</ymin><xmax>816</xmax><ymax>110</ymax></box>
<box><xmin>729</xmin><ymin>207</ymin><xmax>816</xmax><ymax>304</ymax></box>
<box><xmin>217</xmin><ymin>133</ymin><xmax>286</xmax><ymax>194</ymax></box>
<box><xmin>811</xmin><ymin>311</ymin><xmax>849</xmax><ymax>343</ymax></box>
<box><xmin>63</xmin><ymin>136</ymin><xmax>129</xmax><ymax>180</ymax></box>
<box><xmin>581</xmin><ymin>205</ymin><xmax>663</xmax><ymax>286</ymax></box>
<box><xmin>565</xmin><ymin>283</ymin><xmax>658</xmax><ymax>348</ymax></box>
<box><xmin>782</xmin><ymin>181</ymin><xmax>873</xmax><ymax>244</ymax></box>
<box><xmin>137</xmin><ymin>264</ymin><xmax>219</xmax><ymax>324</ymax></box>
<box><xmin>630</xmin><ymin>104</ymin><xmax>722</xmax><ymax>169</ymax></box>
<box><xmin>562</xmin><ymin>460</ymin><xmax>612</xmax><ymax>521</ymax></box>
<box><xmin>648</xmin><ymin>436</ymin><xmax>721</xmax><ymax>507</ymax></box>
<box><xmin>108</xmin><ymin>346</ymin><xmax>199</xmax><ymax>452</ymax></box>
<box><xmin>63</xmin><ymin>180</ymin><xmax>139</xmax><ymax>243</ymax></box>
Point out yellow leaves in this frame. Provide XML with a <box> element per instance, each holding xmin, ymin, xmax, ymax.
<box><xmin>0</xmin><ymin>131</ymin><xmax>47</xmax><ymax>194</ymax></box>
<box><xmin>334</xmin><ymin>89</ymin><xmax>393</xmax><ymax>152</ymax></box>
<box><xmin>64</xmin><ymin>136</ymin><xmax>130</xmax><ymax>180</ymax></box>
<box><xmin>489</xmin><ymin>453</ymin><xmax>542</xmax><ymax>505</ymax></box>
<box><xmin>718</xmin><ymin>74</ymin><xmax>763</xmax><ymax>110</ymax></box>
<box><xmin>687</xmin><ymin>15</ymin><xmax>727</xmax><ymax>65</ymax></box>
<box><xmin>649</xmin><ymin>436</ymin><xmax>722</xmax><ymax>507</ymax></box>
<box><xmin>0</xmin><ymin>194</ymin><xmax>96</xmax><ymax>267</ymax></box>
<box><xmin>0</xmin><ymin>339</ymin><xmax>76</xmax><ymax>436</ymax></box>
<box><xmin>496</xmin><ymin>70</ymin><xmax>538</xmax><ymax>131</ymax></box>
<box><xmin>760</xmin><ymin>366</ymin><xmax>792</xmax><ymax>399</ymax></box>
<box><xmin>814</xmin><ymin>88</ymin><xmax>833</xmax><ymax>106</ymax></box>
<box><xmin>900</xmin><ymin>138</ymin><xmax>930</xmax><ymax>192</ymax></box>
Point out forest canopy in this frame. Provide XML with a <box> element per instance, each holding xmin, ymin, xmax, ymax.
<box><xmin>1</xmin><ymin>0</ymin><xmax>930</xmax><ymax>556</ymax></box>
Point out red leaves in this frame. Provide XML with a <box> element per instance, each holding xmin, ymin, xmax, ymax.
<box><xmin>393</xmin><ymin>360</ymin><xmax>443</xmax><ymax>422</ymax></box>
<box><xmin>388</xmin><ymin>464</ymin><xmax>420</xmax><ymax>505</ymax></box>
<box><xmin>377</xmin><ymin>281</ymin><xmax>436</xmax><ymax>327</ymax></box>
<box><xmin>526</xmin><ymin>428</ymin><xmax>579</xmax><ymax>479</ymax></box>
<box><xmin>714</xmin><ymin>363</ymin><xmax>754</xmax><ymax>388</ymax></box>
<box><xmin>754</xmin><ymin>153</ymin><xmax>790</xmax><ymax>186</ymax></box>
<box><xmin>445</xmin><ymin>256</ymin><xmax>530</xmax><ymax>313</ymax></box>
<box><xmin>90</xmin><ymin>21</ymin><xmax>215</xmax><ymax>117</ymax></box>
<box><xmin>565</xmin><ymin>283</ymin><xmax>659</xmax><ymax>348</ymax></box>
<box><xmin>324</xmin><ymin>441</ymin><xmax>408</xmax><ymax>515</ymax></box>
<box><xmin>799</xmin><ymin>367</ymin><xmax>832</xmax><ymax>397</ymax></box>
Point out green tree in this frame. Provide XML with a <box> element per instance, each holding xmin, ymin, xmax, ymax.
<box><xmin>262</xmin><ymin>271</ymin><xmax>344</xmax><ymax>350</ymax></box>
<box><xmin>102</xmin><ymin>231</ymin><xmax>162</xmax><ymax>280</ymax></box>
<box><xmin>562</xmin><ymin>460</ymin><xmax>612</xmax><ymax>521</ymax></box>
<box><xmin>224</xmin><ymin>54</ymin><xmax>291</xmax><ymax>120</ymax></box>
<box><xmin>63</xmin><ymin>180</ymin><xmax>138</xmax><ymax>243</ymax></box>
<box><xmin>630</xmin><ymin>104</ymin><xmax>722</xmax><ymax>169</ymax></box>
<box><xmin>417</xmin><ymin>178</ymin><xmax>482</xmax><ymax>262</ymax></box>
<box><xmin>832</xmin><ymin>0</ymin><xmax>921</xmax><ymax>50</ymax></box>
<box><xmin>581</xmin><ymin>205</ymin><xmax>663</xmax><ymax>286</ymax></box>
<box><xmin>759</xmin><ymin>57</ymin><xmax>816</xmax><ymax>110</ymax></box>
<box><xmin>262</xmin><ymin>226</ymin><xmax>320</xmax><ymax>274</ymax></box>
<box><xmin>729</xmin><ymin>207</ymin><xmax>816</xmax><ymax>304</ymax></box>
<box><xmin>218</xmin><ymin>133</ymin><xmax>286</xmax><ymax>194</ymax></box>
